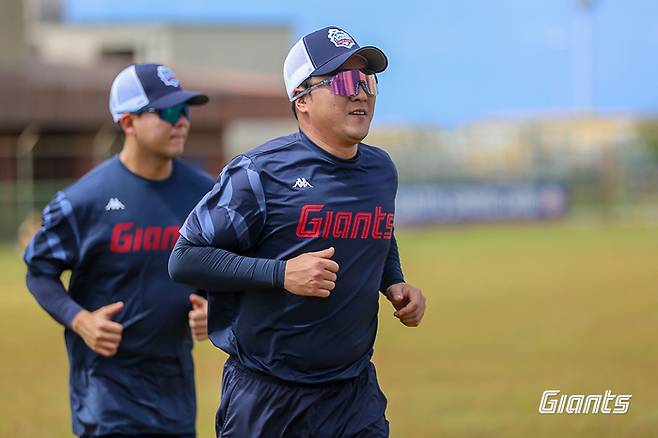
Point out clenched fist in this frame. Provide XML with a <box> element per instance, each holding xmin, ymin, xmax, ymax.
<box><xmin>188</xmin><ymin>293</ymin><xmax>208</xmax><ymax>341</ymax></box>
<box><xmin>385</xmin><ymin>283</ymin><xmax>426</xmax><ymax>327</ymax></box>
<box><xmin>284</xmin><ymin>247</ymin><xmax>340</xmax><ymax>298</ymax></box>
<box><xmin>71</xmin><ymin>301</ymin><xmax>124</xmax><ymax>356</ymax></box>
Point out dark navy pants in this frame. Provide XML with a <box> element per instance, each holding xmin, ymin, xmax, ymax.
<box><xmin>216</xmin><ymin>357</ymin><xmax>389</xmax><ymax>438</ymax></box>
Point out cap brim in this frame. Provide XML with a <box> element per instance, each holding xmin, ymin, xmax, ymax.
<box><xmin>148</xmin><ymin>90</ymin><xmax>209</xmax><ymax>109</ymax></box>
<box><xmin>313</xmin><ymin>46</ymin><xmax>388</xmax><ymax>76</ymax></box>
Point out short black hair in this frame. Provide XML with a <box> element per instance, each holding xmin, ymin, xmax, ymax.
<box><xmin>291</xmin><ymin>101</ymin><xmax>298</xmax><ymax>120</ymax></box>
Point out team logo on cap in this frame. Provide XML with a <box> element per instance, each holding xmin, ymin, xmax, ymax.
<box><xmin>157</xmin><ymin>66</ymin><xmax>180</xmax><ymax>87</ymax></box>
<box><xmin>327</xmin><ymin>29</ymin><xmax>355</xmax><ymax>49</ymax></box>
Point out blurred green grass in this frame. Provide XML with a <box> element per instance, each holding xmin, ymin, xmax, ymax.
<box><xmin>1</xmin><ymin>222</ymin><xmax>657</xmax><ymax>437</ymax></box>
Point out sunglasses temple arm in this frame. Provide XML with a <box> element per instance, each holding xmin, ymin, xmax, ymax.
<box><xmin>291</xmin><ymin>88</ymin><xmax>312</xmax><ymax>102</ymax></box>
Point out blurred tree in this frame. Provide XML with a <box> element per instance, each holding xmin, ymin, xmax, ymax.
<box><xmin>635</xmin><ymin>119</ymin><xmax>658</xmax><ymax>161</ymax></box>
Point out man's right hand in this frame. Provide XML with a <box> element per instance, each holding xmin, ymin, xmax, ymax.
<box><xmin>71</xmin><ymin>301</ymin><xmax>124</xmax><ymax>357</ymax></box>
<box><xmin>284</xmin><ymin>247</ymin><xmax>339</xmax><ymax>298</ymax></box>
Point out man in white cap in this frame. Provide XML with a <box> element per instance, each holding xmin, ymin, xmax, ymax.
<box><xmin>25</xmin><ymin>63</ymin><xmax>214</xmax><ymax>437</ymax></box>
<box><xmin>170</xmin><ymin>27</ymin><xmax>426</xmax><ymax>437</ymax></box>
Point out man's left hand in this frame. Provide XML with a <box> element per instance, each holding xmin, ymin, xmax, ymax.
<box><xmin>189</xmin><ymin>293</ymin><xmax>208</xmax><ymax>341</ymax></box>
<box><xmin>385</xmin><ymin>283</ymin><xmax>426</xmax><ymax>327</ymax></box>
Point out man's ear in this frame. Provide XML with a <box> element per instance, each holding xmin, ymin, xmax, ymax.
<box><xmin>293</xmin><ymin>87</ymin><xmax>309</xmax><ymax>115</ymax></box>
<box><xmin>118</xmin><ymin>113</ymin><xmax>136</xmax><ymax>135</ymax></box>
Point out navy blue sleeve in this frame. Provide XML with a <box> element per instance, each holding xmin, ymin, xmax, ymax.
<box><xmin>169</xmin><ymin>236</ymin><xmax>285</xmax><ymax>292</ymax></box>
<box><xmin>379</xmin><ymin>154</ymin><xmax>405</xmax><ymax>293</ymax></box>
<box><xmin>25</xmin><ymin>272</ymin><xmax>83</xmax><ymax>327</ymax></box>
<box><xmin>180</xmin><ymin>155</ymin><xmax>266</xmax><ymax>251</ymax></box>
<box><xmin>23</xmin><ymin>191</ymin><xmax>83</xmax><ymax>327</ymax></box>
<box><xmin>380</xmin><ymin>233</ymin><xmax>405</xmax><ymax>293</ymax></box>
<box><xmin>172</xmin><ymin>155</ymin><xmax>285</xmax><ymax>292</ymax></box>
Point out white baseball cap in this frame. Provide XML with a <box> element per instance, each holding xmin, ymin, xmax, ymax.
<box><xmin>283</xmin><ymin>26</ymin><xmax>388</xmax><ymax>101</ymax></box>
<box><xmin>109</xmin><ymin>63</ymin><xmax>208</xmax><ymax>122</ymax></box>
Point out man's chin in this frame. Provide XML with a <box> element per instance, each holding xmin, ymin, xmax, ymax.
<box><xmin>166</xmin><ymin>140</ymin><xmax>186</xmax><ymax>157</ymax></box>
<box><xmin>347</xmin><ymin>129</ymin><xmax>369</xmax><ymax>144</ymax></box>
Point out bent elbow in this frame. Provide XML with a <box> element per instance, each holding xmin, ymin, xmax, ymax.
<box><xmin>168</xmin><ymin>244</ymin><xmax>187</xmax><ymax>282</ymax></box>
<box><xmin>167</xmin><ymin>253</ymin><xmax>180</xmax><ymax>281</ymax></box>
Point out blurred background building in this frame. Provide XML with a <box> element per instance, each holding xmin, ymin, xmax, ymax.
<box><xmin>1</xmin><ymin>0</ymin><xmax>297</xmax><ymax>240</ymax></box>
<box><xmin>1</xmin><ymin>0</ymin><xmax>658</xmax><ymax>242</ymax></box>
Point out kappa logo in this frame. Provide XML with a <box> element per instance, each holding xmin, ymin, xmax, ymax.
<box><xmin>105</xmin><ymin>198</ymin><xmax>126</xmax><ymax>211</ymax></box>
<box><xmin>292</xmin><ymin>178</ymin><xmax>313</xmax><ymax>189</ymax></box>
<box><xmin>157</xmin><ymin>66</ymin><xmax>180</xmax><ymax>87</ymax></box>
<box><xmin>327</xmin><ymin>29</ymin><xmax>355</xmax><ymax>49</ymax></box>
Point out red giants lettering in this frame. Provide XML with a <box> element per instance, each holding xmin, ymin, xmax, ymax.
<box><xmin>296</xmin><ymin>204</ymin><xmax>394</xmax><ymax>240</ymax></box>
<box><xmin>110</xmin><ymin>222</ymin><xmax>180</xmax><ymax>253</ymax></box>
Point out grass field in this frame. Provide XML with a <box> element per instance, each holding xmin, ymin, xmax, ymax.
<box><xmin>1</xmin><ymin>222</ymin><xmax>657</xmax><ymax>437</ymax></box>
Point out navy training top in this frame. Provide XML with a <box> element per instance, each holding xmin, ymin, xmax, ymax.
<box><xmin>24</xmin><ymin>155</ymin><xmax>213</xmax><ymax>436</ymax></box>
<box><xmin>179</xmin><ymin>130</ymin><xmax>401</xmax><ymax>384</ymax></box>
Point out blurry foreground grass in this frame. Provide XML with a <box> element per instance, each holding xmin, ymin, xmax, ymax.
<box><xmin>1</xmin><ymin>222</ymin><xmax>657</xmax><ymax>437</ymax></box>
